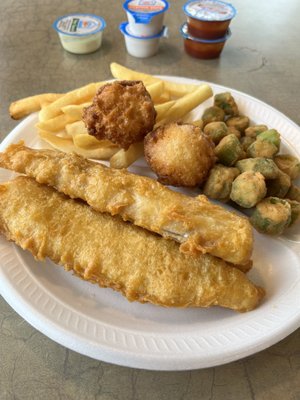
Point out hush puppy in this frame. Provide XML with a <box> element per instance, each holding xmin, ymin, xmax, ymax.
<box><xmin>144</xmin><ymin>122</ymin><xmax>215</xmax><ymax>187</ymax></box>
<box><xmin>82</xmin><ymin>80</ymin><xmax>156</xmax><ymax>149</ymax></box>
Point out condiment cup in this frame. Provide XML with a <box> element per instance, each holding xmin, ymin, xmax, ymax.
<box><xmin>123</xmin><ymin>0</ymin><xmax>169</xmax><ymax>37</ymax></box>
<box><xmin>120</xmin><ymin>22</ymin><xmax>167</xmax><ymax>58</ymax></box>
<box><xmin>53</xmin><ymin>13</ymin><xmax>106</xmax><ymax>54</ymax></box>
<box><xmin>183</xmin><ymin>0</ymin><xmax>236</xmax><ymax>40</ymax></box>
<box><xmin>180</xmin><ymin>23</ymin><xmax>231</xmax><ymax>59</ymax></box>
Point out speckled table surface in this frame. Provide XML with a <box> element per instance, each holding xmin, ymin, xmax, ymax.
<box><xmin>0</xmin><ymin>1</ymin><xmax>300</xmax><ymax>399</ymax></box>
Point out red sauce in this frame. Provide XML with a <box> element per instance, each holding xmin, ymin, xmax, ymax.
<box><xmin>187</xmin><ymin>17</ymin><xmax>231</xmax><ymax>39</ymax></box>
<box><xmin>180</xmin><ymin>23</ymin><xmax>230</xmax><ymax>59</ymax></box>
<box><xmin>184</xmin><ymin>36</ymin><xmax>226</xmax><ymax>59</ymax></box>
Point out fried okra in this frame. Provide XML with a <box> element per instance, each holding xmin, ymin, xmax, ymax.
<box><xmin>226</xmin><ymin>116</ymin><xmax>250</xmax><ymax>133</ymax></box>
<box><xmin>215</xmin><ymin>134</ymin><xmax>244</xmax><ymax>166</ymax></box>
<box><xmin>203</xmin><ymin>121</ymin><xmax>228</xmax><ymax>144</ymax></box>
<box><xmin>247</xmin><ymin>138</ymin><xmax>278</xmax><ymax>158</ymax></box>
<box><xmin>257</xmin><ymin>129</ymin><xmax>281</xmax><ymax>148</ymax></box>
<box><xmin>227</xmin><ymin>126</ymin><xmax>241</xmax><ymax>139</ymax></box>
<box><xmin>247</xmin><ymin>141</ymin><xmax>278</xmax><ymax>158</ymax></box>
<box><xmin>203</xmin><ymin>164</ymin><xmax>240</xmax><ymax>202</ymax></box>
<box><xmin>247</xmin><ymin>129</ymin><xmax>280</xmax><ymax>158</ymax></box>
<box><xmin>267</xmin><ymin>170</ymin><xmax>291</xmax><ymax>198</ymax></box>
<box><xmin>230</xmin><ymin>171</ymin><xmax>266</xmax><ymax>208</ymax></box>
<box><xmin>240</xmin><ymin>136</ymin><xmax>255</xmax><ymax>152</ymax></box>
<box><xmin>250</xmin><ymin>197</ymin><xmax>291</xmax><ymax>235</ymax></box>
<box><xmin>274</xmin><ymin>154</ymin><xmax>300</xmax><ymax>180</ymax></box>
<box><xmin>285</xmin><ymin>184</ymin><xmax>300</xmax><ymax>202</ymax></box>
<box><xmin>245</xmin><ymin>125</ymin><xmax>268</xmax><ymax>139</ymax></box>
<box><xmin>192</xmin><ymin>119</ymin><xmax>204</xmax><ymax>129</ymax></box>
<box><xmin>286</xmin><ymin>200</ymin><xmax>300</xmax><ymax>226</ymax></box>
<box><xmin>235</xmin><ymin>158</ymin><xmax>279</xmax><ymax>179</ymax></box>
<box><xmin>214</xmin><ymin>92</ymin><xmax>239</xmax><ymax>116</ymax></box>
<box><xmin>144</xmin><ymin>122</ymin><xmax>215</xmax><ymax>187</ymax></box>
<box><xmin>202</xmin><ymin>106</ymin><xmax>225</xmax><ymax>126</ymax></box>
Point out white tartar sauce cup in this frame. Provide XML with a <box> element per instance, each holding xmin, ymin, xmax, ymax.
<box><xmin>120</xmin><ymin>22</ymin><xmax>167</xmax><ymax>58</ymax></box>
<box><xmin>123</xmin><ymin>0</ymin><xmax>169</xmax><ymax>37</ymax></box>
<box><xmin>53</xmin><ymin>14</ymin><xmax>106</xmax><ymax>54</ymax></box>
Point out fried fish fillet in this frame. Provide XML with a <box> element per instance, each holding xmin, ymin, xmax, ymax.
<box><xmin>0</xmin><ymin>142</ymin><xmax>253</xmax><ymax>265</ymax></box>
<box><xmin>0</xmin><ymin>177</ymin><xmax>264</xmax><ymax>312</ymax></box>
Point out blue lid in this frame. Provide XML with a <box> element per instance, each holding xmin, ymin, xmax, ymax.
<box><xmin>53</xmin><ymin>14</ymin><xmax>106</xmax><ymax>36</ymax></box>
<box><xmin>123</xmin><ymin>0</ymin><xmax>169</xmax><ymax>24</ymax></box>
<box><xmin>180</xmin><ymin>22</ymin><xmax>231</xmax><ymax>42</ymax></box>
<box><xmin>183</xmin><ymin>0</ymin><xmax>236</xmax><ymax>22</ymax></box>
<box><xmin>120</xmin><ymin>22</ymin><xmax>167</xmax><ymax>39</ymax></box>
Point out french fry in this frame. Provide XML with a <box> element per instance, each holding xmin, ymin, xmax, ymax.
<box><xmin>62</xmin><ymin>102</ymin><xmax>91</xmax><ymax>120</ymax></box>
<box><xmin>145</xmin><ymin>81</ymin><xmax>164</xmax><ymax>103</ymax></box>
<box><xmin>36</xmin><ymin>114</ymin><xmax>77</xmax><ymax>132</ymax></box>
<box><xmin>66</xmin><ymin>121</ymin><xmax>116</xmax><ymax>148</ymax></box>
<box><xmin>39</xmin><ymin>130</ymin><xmax>118</xmax><ymax>160</ymax></box>
<box><xmin>40</xmin><ymin>100</ymin><xmax>58</xmax><ymax>108</ymax></box>
<box><xmin>111</xmin><ymin>62</ymin><xmax>154</xmax><ymax>85</ymax></box>
<box><xmin>156</xmin><ymin>91</ymin><xmax>171</xmax><ymax>104</ymax></box>
<box><xmin>65</xmin><ymin>120</ymin><xmax>89</xmax><ymax>137</ymax></box>
<box><xmin>9</xmin><ymin>93</ymin><xmax>63</xmax><ymax>120</ymax></box>
<box><xmin>56</xmin><ymin>131</ymin><xmax>72</xmax><ymax>139</ymax></box>
<box><xmin>73</xmin><ymin>134</ymin><xmax>117</xmax><ymax>150</ymax></box>
<box><xmin>39</xmin><ymin>81</ymin><xmax>107</xmax><ymax>122</ymax></box>
<box><xmin>109</xmin><ymin>142</ymin><xmax>144</xmax><ymax>169</ymax></box>
<box><xmin>155</xmin><ymin>100</ymin><xmax>176</xmax><ymax>123</ymax></box>
<box><xmin>110</xmin><ymin>62</ymin><xmax>202</xmax><ymax>98</ymax></box>
<box><xmin>159</xmin><ymin>85</ymin><xmax>213</xmax><ymax>123</ymax></box>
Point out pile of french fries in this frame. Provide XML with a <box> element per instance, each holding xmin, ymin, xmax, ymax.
<box><xmin>9</xmin><ymin>62</ymin><xmax>213</xmax><ymax>168</ymax></box>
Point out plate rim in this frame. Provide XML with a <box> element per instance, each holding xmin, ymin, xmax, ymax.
<box><xmin>0</xmin><ymin>77</ymin><xmax>300</xmax><ymax>371</ymax></box>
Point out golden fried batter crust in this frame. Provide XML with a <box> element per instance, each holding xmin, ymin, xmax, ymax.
<box><xmin>82</xmin><ymin>80</ymin><xmax>156</xmax><ymax>149</ymax></box>
<box><xmin>0</xmin><ymin>177</ymin><xmax>264</xmax><ymax>312</ymax></box>
<box><xmin>0</xmin><ymin>142</ymin><xmax>253</xmax><ymax>265</ymax></box>
<box><xmin>144</xmin><ymin>123</ymin><xmax>216</xmax><ymax>187</ymax></box>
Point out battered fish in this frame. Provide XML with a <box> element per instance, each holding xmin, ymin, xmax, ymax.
<box><xmin>0</xmin><ymin>142</ymin><xmax>253</xmax><ymax>265</ymax></box>
<box><xmin>0</xmin><ymin>177</ymin><xmax>264</xmax><ymax>312</ymax></box>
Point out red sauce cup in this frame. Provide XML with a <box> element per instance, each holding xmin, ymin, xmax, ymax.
<box><xmin>183</xmin><ymin>0</ymin><xmax>236</xmax><ymax>40</ymax></box>
<box><xmin>180</xmin><ymin>23</ymin><xmax>231</xmax><ymax>59</ymax></box>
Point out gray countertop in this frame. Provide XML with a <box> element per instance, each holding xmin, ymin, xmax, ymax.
<box><xmin>1</xmin><ymin>1</ymin><xmax>300</xmax><ymax>399</ymax></box>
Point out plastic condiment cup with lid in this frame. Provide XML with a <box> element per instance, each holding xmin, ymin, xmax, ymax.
<box><xmin>53</xmin><ymin>13</ymin><xmax>106</xmax><ymax>54</ymax></box>
<box><xmin>119</xmin><ymin>22</ymin><xmax>167</xmax><ymax>58</ymax></box>
<box><xmin>183</xmin><ymin>0</ymin><xmax>236</xmax><ymax>40</ymax></box>
<box><xmin>180</xmin><ymin>22</ymin><xmax>231</xmax><ymax>59</ymax></box>
<box><xmin>123</xmin><ymin>0</ymin><xmax>169</xmax><ymax>37</ymax></box>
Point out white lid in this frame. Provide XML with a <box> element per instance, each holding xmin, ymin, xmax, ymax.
<box><xmin>123</xmin><ymin>0</ymin><xmax>169</xmax><ymax>23</ymax></box>
<box><xmin>183</xmin><ymin>0</ymin><xmax>236</xmax><ymax>22</ymax></box>
<box><xmin>53</xmin><ymin>14</ymin><xmax>106</xmax><ymax>36</ymax></box>
<box><xmin>120</xmin><ymin>21</ymin><xmax>168</xmax><ymax>39</ymax></box>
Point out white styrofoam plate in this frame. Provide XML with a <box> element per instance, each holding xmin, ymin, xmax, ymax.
<box><xmin>0</xmin><ymin>77</ymin><xmax>300</xmax><ymax>371</ymax></box>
